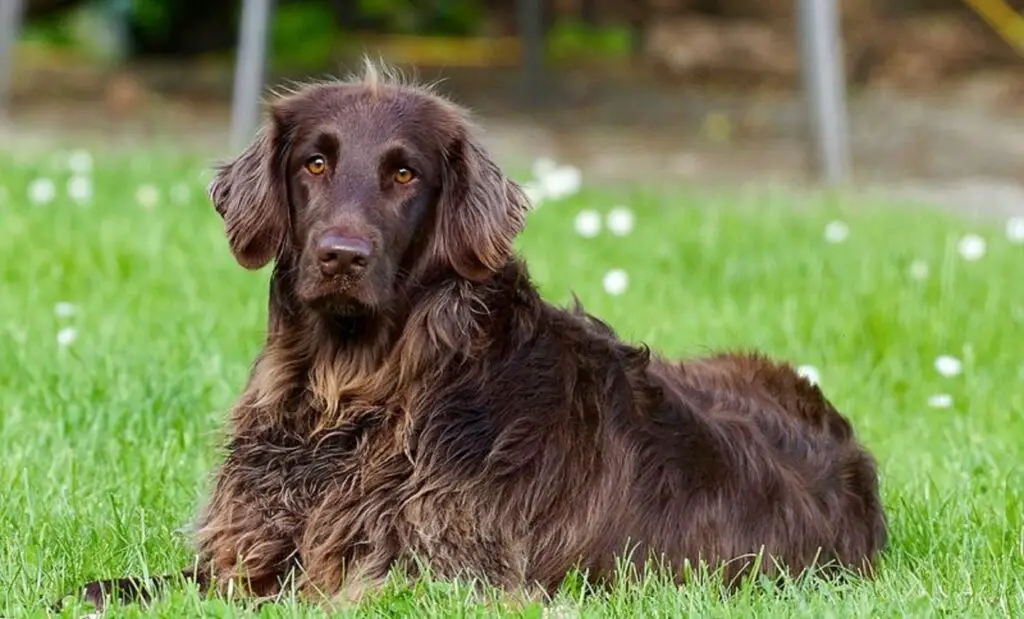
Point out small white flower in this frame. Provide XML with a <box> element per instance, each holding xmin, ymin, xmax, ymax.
<box><xmin>927</xmin><ymin>393</ymin><xmax>953</xmax><ymax>409</ymax></box>
<box><xmin>934</xmin><ymin>355</ymin><xmax>963</xmax><ymax>378</ymax></box>
<box><xmin>28</xmin><ymin>178</ymin><xmax>56</xmax><ymax>206</ymax></box>
<box><xmin>1006</xmin><ymin>216</ymin><xmax>1024</xmax><ymax>244</ymax></box>
<box><xmin>10</xmin><ymin>327</ymin><xmax>27</xmax><ymax>345</ymax></box>
<box><xmin>66</xmin><ymin>176</ymin><xmax>93</xmax><ymax>205</ymax></box>
<box><xmin>170</xmin><ymin>183</ymin><xmax>191</xmax><ymax>204</ymax></box>
<box><xmin>531</xmin><ymin>157</ymin><xmax>558</xmax><ymax>180</ymax></box>
<box><xmin>136</xmin><ymin>184</ymin><xmax>160</xmax><ymax>209</ymax></box>
<box><xmin>56</xmin><ymin>327</ymin><xmax>78</xmax><ymax>347</ymax></box>
<box><xmin>539</xmin><ymin>165</ymin><xmax>582</xmax><ymax>201</ymax></box>
<box><xmin>521</xmin><ymin>182</ymin><xmax>545</xmax><ymax>208</ymax></box>
<box><xmin>605</xmin><ymin>206</ymin><xmax>635</xmax><ymax>236</ymax></box>
<box><xmin>796</xmin><ymin>364</ymin><xmax>821</xmax><ymax>385</ymax></box>
<box><xmin>823</xmin><ymin>220</ymin><xmax>849</xmax><ymax>244</ymax></box>
<box><xmin>908</xmin><ymin>259</ymin><xmax>929</xmax><ymax>281</ymax></box>
<box><xmin>67</xmin><ymin>149</ymin><xmax>94</xmax><ymax>175</ymax></box>
<box><xmin>574</xmin><ymin>210</ymin><xmax>602</xmax><ymax>238</ymax></box>
<box><xmin>53</xmin><ymin>302</ymin><xmax>77</xmax><ymax>318</ymax></box>
<box><xmin>542</xmin><ymin>604</ymin><xmax>581</xmax><ymax>619</ymax></box>
<box><xmin>602</xmin><ymin>269</ymin><xmax>629</xmax><ymax>296</ymax></box>
<box><xmin>956</xmin><ymin>234</ymin><xmax>986</xmax><ymax>261</ymax></box>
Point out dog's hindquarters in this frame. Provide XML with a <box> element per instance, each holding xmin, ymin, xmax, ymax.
<box><xmin>633</xmin><ymin>355</ymin><xmax>888</xmax><ymax>584</ymax></box>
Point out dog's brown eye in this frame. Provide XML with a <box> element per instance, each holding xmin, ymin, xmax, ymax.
<box><xmin>305</xmin><ymin>155</ymin><xmax>327</xmax><ymax>176</ymax></box>
<box><xmin>394</xmin><ymin>167</ymin><xmax>416</xmax><ymax>184</ymax></box>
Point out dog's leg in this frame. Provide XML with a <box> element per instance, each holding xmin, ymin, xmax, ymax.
<box><xmin>53</xmin><ymin>566</ymin><xmax>210</xmax><ymax>614</ymax></box>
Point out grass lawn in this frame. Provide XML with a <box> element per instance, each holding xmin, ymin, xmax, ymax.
<box><xmin>1</xmin><ymin>147</ymin><xmax>1022</xmax><ymax>618</ymax></box>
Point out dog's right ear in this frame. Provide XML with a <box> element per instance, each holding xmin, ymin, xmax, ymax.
<box><xmin>208</xmin><ymin>109</ymin><xmax>292</xmax><ymax>270</ymax></box>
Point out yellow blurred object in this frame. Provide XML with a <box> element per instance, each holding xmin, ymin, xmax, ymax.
<box><xmin>355</xmin><ymin>35</ymin><xmax>522</xmax><ymax>68</ymax></box>
<box><xmin>12</xmin><ymin>40</ymin><xmax>94</xmax><ymax>70</ymax></box>
<box><xmin>701</xmin><ymin>111</ymin><xmax>733</xmax><ymax>144</ymax></box>
<box><xmin>962</xmin><ymin>0</ymin><xmax>1024</xmax><ymax>54</ymax></box>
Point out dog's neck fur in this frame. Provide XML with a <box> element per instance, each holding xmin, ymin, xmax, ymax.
<box><xmin>230</xmin><ymin>257</ymin><xmax>533</xmax><ymax>434</ymax></box>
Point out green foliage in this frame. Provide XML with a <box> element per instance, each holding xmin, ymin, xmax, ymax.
<box><xmin>18</xmin><ymin>1</ymin><xmax>132</xmax><ymax>60</ymax></box>
<box><xmin>19</xmin><ymin>0</ymin><xmax>173</xmax><ymax>53</ymax></box>
<box><xmin>270</xmin><ymin>2</ymin><xmax>340</xmax><ymax>71</ymax></box>
<box><xmin>18</xmin><ymin>15</ymin><xmax>78</xmax><ymax>49</ymax></box>
<box><xmin>547</xmin><ymin>20</ymin><xmax>634</xmax><ymax>61</ymax></box>
<box><xmin>424</xmin><ymin>0</ymin><xmax>486</xmax><ymax>36</ymax></box>
<box><xmin>360</xmin><ymin>0</ymin><xmax>421</xmax><ymax>33</ymax></box>
<box><xmin>128</xmin><ymin>0</ymin><xmax>171</xmax><ymax>39</ymax></box>
<box><xmin>2</xmin><ymin>147</ymin><xmax>1023</xmax><ymax>617</ymax></box>
<box><xmin>358</xmin><ymin>0</ymin><xmax>483</xmax><ymax>35</ymax></box>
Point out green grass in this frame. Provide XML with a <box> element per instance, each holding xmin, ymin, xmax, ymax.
<box><xmin>1</xmin><ymin>147</ymin><xmax>1022</xmax><ymax>618</ymax></box>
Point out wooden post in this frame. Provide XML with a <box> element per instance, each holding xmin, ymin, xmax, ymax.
<box><xmin>797</xmin><ymin>0</ymin><xmax>851</xmax><ymax>184</ymax></box>
<box><xmin>518</xmin><ymin>0</ymin><xmax>545</xmax><ymax>107</ymax></box>
<box><xmin>230</xmin><ymin>0</ymin><xmax>274</xmax><ymax>151</ymax></box>
<box><xmin>0</xmin><ymin>0</ymin><xmax>25</xmax><ymax>118</ymax></box>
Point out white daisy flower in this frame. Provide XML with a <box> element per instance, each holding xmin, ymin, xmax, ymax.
<box><xmin>1005</xmin><ymin>216</ymin><xmax>1024</xmax><ymax>244</ymax></box>
<box><xmin>170</xmin><ymin>183</ymin><xmax>191</xmax><ymax>204</ymax></box>
<box><xmin>56</xmin><ymin>327</ymin><xmax>78</xmax><ymax>347</ymax></box>
<box><xmin>53</xmin><ymin>302</ymin><xmax>78</xmax><ymax>318</ymax></box>
<box><xmin>67</xmin><ymin>149</ymin><xmax>94</xmax><ymax>175</ymax></box>
<box><xmin>136</xmin><ymin>184</ymin><xmax>160</xmax><ymax>209</ymax></box>
<box><xmin>956</xmin><ymin>234</ymin><xmax>986</xmax><ymax>261</ymax></box>
<box><xmin>934</xmin><ymin>355</ymin><xmax>963</xmax><ymax>378</ymax></box>
<box><xmin>28</xmin><ymin>178</ymin><xmax>57</xmax><ymax>206</ymax></box>
<box><xmin>10</xmin><ymin>327</ymin><xmax>27</xmax><ymax>345</ymax></box>
<box><xmin>602</xmin><ymin>269</ymin><xmax>628</xmax><ymax>296</ymax></box>
<box><xmin>908</xmin><ymin>259</ymin><xmax>929</xmax><ymax>281</ymax></box>
<box><xmin>823</xmin><ymin>220</ymin><xmax>849</xmax><ymax>244</ymax></box>
<box><xmin>539</xmin><ymin>165</ymin><xmax>582</xmax><ymax>201</ymax></box>
<box><xmin>531</xmin><ymin>157</ymin><xmax>558</xmax><ymax>180</ymax></box>
<box><xmin>927</xmin><ymin>393</ymin><xmax>953</xmax><ymax>409</ymax></box>
<box><xmin>796</xmin><ymin>364</ymin><xmax>821</xmax><ymax>385</ymax></box>
<box><xmin>542</xmin><ymin>604</ymin><xmax>581</xmax><ymax>619</ymax></box>
<box><xmin>605</xmin><ymin>206</ymin><xmax>635</xmax><ymax>236</ymax></box>
<box><xmin>574</xmin><ymin>210</ymin><xmax>602</xmax><ymax>238</ymax></box>
<box><xmin>67</xmin><ymin>176</ymin><xmax>93</xmax><ymax>205</ymax></box>
<box><xmin>521</xmin><ymin>182</ymin><xmax>545</xmax><ymax>208</ymax></box>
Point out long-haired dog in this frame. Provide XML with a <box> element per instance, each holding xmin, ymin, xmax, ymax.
<box><xmin>64</xmin><ymin>63</ymin><xmax>887</xmax><ymax>612</ymax></box>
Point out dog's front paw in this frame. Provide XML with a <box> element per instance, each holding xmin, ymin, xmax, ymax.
<box><xmin>52</xmin><ymin>576</ymin><xmax>154</xmax><ymax>615</ymax></box>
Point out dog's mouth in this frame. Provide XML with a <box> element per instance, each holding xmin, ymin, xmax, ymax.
<box><xmin>309</xmin><ymin>295</ymin><xmax>371</xmax><ymax>317</ymax></box>
<box><xmin>299</xmin><ymin>276</ymin><xmax>374</xmax><ymax>317</ymax></box>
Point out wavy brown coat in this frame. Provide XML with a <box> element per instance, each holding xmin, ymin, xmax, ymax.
<box><xmin>69</xmin><ymin>64</ymin><xmax>887</xmax><ymax>611</ymax></box>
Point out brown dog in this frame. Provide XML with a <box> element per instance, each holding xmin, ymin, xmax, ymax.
<box><xmin>63</xmin><ymin>62</ymin><xmax>887</xmax><ymax>612</ymax></box>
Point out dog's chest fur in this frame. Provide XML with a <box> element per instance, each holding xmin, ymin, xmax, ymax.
<box><xmin>193</xmin><ymin>394</ymin><xmax>527</xmax><ymax>596</ymax></box>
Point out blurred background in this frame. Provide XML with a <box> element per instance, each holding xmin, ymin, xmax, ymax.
<box><xmin>1</xmin><ymin>0</ymin><xmax>1022</xmax><ymax>213</ymax></box>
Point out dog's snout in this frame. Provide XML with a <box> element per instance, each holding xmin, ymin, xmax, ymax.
<box><xmin>316</xmin><ymin>233</ymin><xmax>372</xmax><ymax>276</ymax></box>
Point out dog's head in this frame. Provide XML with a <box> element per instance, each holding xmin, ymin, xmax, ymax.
<box><xmin>208</xmin><ymin>64</ymin><xmax>530</xmax><ymax>318</ymax></box>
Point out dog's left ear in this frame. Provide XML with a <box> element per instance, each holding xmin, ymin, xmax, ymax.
<box><xmin>434</xmin><ymin>124</ymin><xmax>530</xmax><ymax>282</ymax></box>
<box><xmin>207</xmin><ymin>105</ymin><xmax>294</xmax><ymax>270</ymax></box>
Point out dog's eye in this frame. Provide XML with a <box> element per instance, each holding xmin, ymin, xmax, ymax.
<box><xmin>305</xmin><ymin>155</ymin><xmax>327</xmax><ymax>176</ymax></box>
<box><xmin>394</xmin><ymin>167</ymin><xmax>416</xmax><ymax>185</ymax></box>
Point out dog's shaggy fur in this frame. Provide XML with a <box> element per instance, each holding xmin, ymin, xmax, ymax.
<box><xmin>66</xmin><ymin>63</ymin><xmax>887</xmax><ymax>612</ymax></box>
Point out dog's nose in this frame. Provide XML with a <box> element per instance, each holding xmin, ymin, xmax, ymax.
<box><xmin>316</xmin><ymin>234</ymin><xmax>372</xmax><ymax>276</ymax></box>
